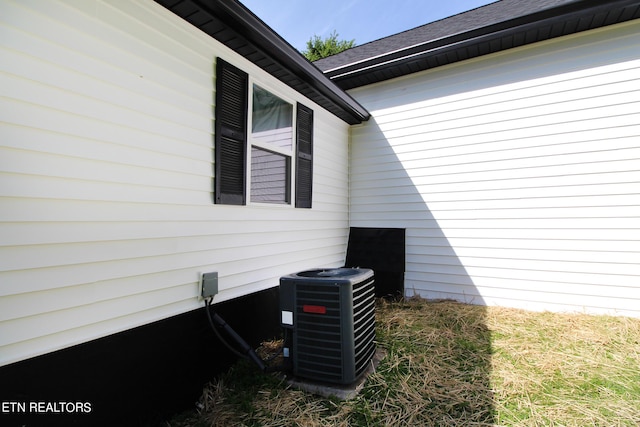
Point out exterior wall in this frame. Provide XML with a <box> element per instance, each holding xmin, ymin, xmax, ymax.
<box><xmin>349</xmin><ymin>20</ymin><xmax>640</xmax><ymax>317</ymax></box>
<box><xmin>0</xmin><ymin>0</ymin><xmax>350</xmax><ymax>367</ymax></box>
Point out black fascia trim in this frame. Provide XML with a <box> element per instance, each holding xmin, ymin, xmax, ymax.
<box><xmin>183</xmin><ymin>0</ymin><xmax>370</xmax><ymax>124</ymax></box>
<box><xmin>325</xmin><ymin>0</ymin><xmax>640</xmax><ymax>87</ymax></box>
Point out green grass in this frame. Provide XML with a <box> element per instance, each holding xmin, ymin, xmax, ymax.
<box><xmin>168</xmin><ymin>299</ymin><xmax>640</xmax><ymax>426</ymax></box>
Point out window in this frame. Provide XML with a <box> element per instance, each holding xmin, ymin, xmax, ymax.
<box><xmin>214</xmin><ymin>58</ymin><xmax>313</xmax><ymax>208</ymax></box>
<box><xmin>250</xmin><ymin>85</ymin><xmax>292</xmax><ymax>204</ymax></box>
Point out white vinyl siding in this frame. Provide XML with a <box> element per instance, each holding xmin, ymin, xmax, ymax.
<box><xmin>0</xmin><ymin>0</ymin><xmax>350</xmax><ymax>366</ymax></box>
<box><xmin>349</xmin><ymin>20</ymin><xmax>640</xmax><ymax>318</ymax></box>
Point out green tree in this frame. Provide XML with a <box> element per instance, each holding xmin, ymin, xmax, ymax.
<box><xmin>302</xmin><ymin>30</ymin><xmax>355</xmax><ymax>61</ymax></box>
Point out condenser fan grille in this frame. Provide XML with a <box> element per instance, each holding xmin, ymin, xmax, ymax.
<box><xmin>296</xmin><ymin>284</ymin><xmax>343</xmax><ymax>381</ymax></box>
<box><xmin>352</xmin><ymin>276</ymin><xmax>376</xmax><ymax>378</ymax></box>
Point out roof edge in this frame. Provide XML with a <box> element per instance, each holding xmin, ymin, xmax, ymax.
<box><xmin>323</xmin><ymin>0</ymin><xmax>640</xmax><ymax>89</ymax></box>
<box><xmin>157</xmin><ymin>0</ymin><xmax>370</xmax><ymax>124</ymax></box>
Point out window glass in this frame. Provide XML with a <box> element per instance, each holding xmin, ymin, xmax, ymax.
<box><xmin>252</xmin><ymin>85</ymin><xmax>293</xmax><ymax>149</ymax></box>
<box><xmin>250</xmin><ymin>147</ymin><xmax>291</xmax><ymax>203</ymax></box>
<box><xmin>251</xmin><ymin>85</ymin><xmax>293</xmax><ymax>204</ymax></box>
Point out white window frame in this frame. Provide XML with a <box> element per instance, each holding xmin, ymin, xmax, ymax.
<box><xmin>247</xmin><ymin>78</ymin><xmax>297</xmax><ymax>206</ymax></box>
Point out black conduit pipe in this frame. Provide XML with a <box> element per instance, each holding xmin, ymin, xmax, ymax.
<box><xmin>205</xmin><ymin>298</ymin><xmax>266</xmax><ymax>372</ymax></box>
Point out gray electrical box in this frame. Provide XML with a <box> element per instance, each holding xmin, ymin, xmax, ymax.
<box><xmin>201</xmin><ymin>272</ymin><xmax>218</xmax><ymax>298</ymax></box>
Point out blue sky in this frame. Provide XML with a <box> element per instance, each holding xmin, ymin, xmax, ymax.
<box><xmin>239</xmin><ymin>0</ymin><xmax>497</xmax><ymax>52</ymax></box>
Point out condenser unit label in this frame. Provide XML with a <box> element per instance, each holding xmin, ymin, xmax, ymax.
<box><xmin>281</xmin><ymin>310</ymin><xmax>293</xmax><ymax>325</ymax></box>
<box><xmin>302</xmin><ymin>305</ymin><xmax>326</xmax><ymax>314</ymax></box>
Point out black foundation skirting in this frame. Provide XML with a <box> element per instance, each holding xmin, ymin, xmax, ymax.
<box><xmin>0</xmin><ymin>287</ymin><xmax>280</xmax><ymax>426</ymax></box>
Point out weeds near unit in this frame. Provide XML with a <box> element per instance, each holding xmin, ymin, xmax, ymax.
<box><xmin>169</xmin><ymin>299</ymin><xmax>640</xmax><ymax>426</ymax></box>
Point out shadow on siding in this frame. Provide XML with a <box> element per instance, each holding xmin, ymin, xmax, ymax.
<box><xmin>350</xmin><ymin>118</ymin><xmax>494</xmax><ymax>423</ymax></box>
<box><xmin>351</xmin><ymin>117</ymin><xmax>487</xmax><ymax>305</ymax></box>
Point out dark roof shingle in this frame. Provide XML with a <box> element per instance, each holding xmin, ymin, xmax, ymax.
<box><xmin>315</xmin><ymin>0</ymin><xmax>640</xmax><ymax>89</ymax></box>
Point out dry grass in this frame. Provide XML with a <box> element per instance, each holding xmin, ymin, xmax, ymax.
<box><xmin>488</xmin><ymin>306</ymin><xmax>640</xmax><ymax>426</ymax></box>
<box><xmin>168</xmin><ymin>299</ymin><xmax>640</xmax><ymax>426</ymax></box>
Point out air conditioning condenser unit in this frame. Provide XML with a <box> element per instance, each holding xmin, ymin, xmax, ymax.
<box><xmin>279</xmin><ymin>268</ymin><xmax>376</xmax><ymax>385</ymax></box>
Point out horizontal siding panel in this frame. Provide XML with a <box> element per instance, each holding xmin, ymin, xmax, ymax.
<box><xmin>0</xmin><ymin>239</ymin><xmax>348</xmax><ymax>333</ymax></box>
<box><xmin>0</xmin><ymin>284</ymin><xmax>195</xmax><ymax>347</ymax></box>
<box><xmin>408</xmin><ymin>237</ymin><xmax>639</xmax><ymax>254</ymax></box>
<box><xmin>351</xmin><ymin>159</ymin><xmax>640</xmax><ymax>196</ymax></box>
<box><xmin>350</xmin><ymin>181</ymin><xmax>640</xmax><ymax>204</ymax></box>
<box><xmin>406</xmin><ymin>257</ymin><xmax>640</xmax><ymax>281</ymax></box>
<box><xmin>0</xmin><ymin>50</ymin><xmax>209</xmax><ymax>132</ymax></box>
<box><xmin>0</xmin><ymin>148</ymin><xmax>209</xmax><ymax>191</ymax></box>
<box><xmin>350</xmin><ymin>20</ymin><xmax>640</xmax><ymax>317</ymax></box>
<box><xmin>405</xmin><ymin>267</ymin><xmax>640</xmax><ymax>291</ymax></box>
<box><xmin>407</xmin><ymin>279</ymin><xmax>639</xmax><ymax>314</ymax></box>
<box><xmin>1</xmin><ymin>298</ymin><xmax>199</xmax><ymax>367</ymax></box>
<box><xmin>351</xmin><ymin>183</ymin><xmax>640</xmax><ymax>205</ymax></box>
<box><xmin>0</xmin><ymin>82</ymin><xmax>210</xmax><ymax>145</ymax></box>
<box><xmin>0</xmin><ymin>234</ymin><xmax>347</xmax><ymax>274</ymax></box>
<box><xmin>372</xmin><ymin>67</ymin><xmax>640</xmax><ymax>125</ymax></box>
<box><xmin>351</xmin><ymin>148</ymin><xmax>640</xmax><ymax>184</ymax></box>
<box><xmin>0</xmin><ymin>231</ymin><xmax>348</xmax><ymax>300</ymax></box>
<box><xmin>406</xmin><ymin>248</ymin><xmax>640</xmax><ymax>266</ymax></box>
<box><xmin>0</xmin><ymin>173</ymin><xmax>209</xmax><ymax>204</ymax></box>
<box><xmin>352</xmin><ymin>170</ymin><xmax>640</xmax><ymax>197</ymax></box>
<box><xmin>407</xmin><ymin>219</ymin><xmax>640</xmax><ymax>233</ymax></box>
<box><xmin>357</xmin><ymin>195</ymin><xmax>640</xmax><ymax>212</ymax></box>
<box><xmin>311</xmin><ymin>116</ymin><xmax>350</xmax><ymax>207</ymax></box>
<box><xmin>0</xmin><ymin>32</ymin><xmax>206</xmax><ymax>117</ymax></box>
<box><xmin>406</xmin><ymin>271</ymin><xmax>639</xmax><ymax>301</ymax></box>
<box><xmin>349</xmin><ymin>207</ymin><xmax>640</xmax><ymax>221</ymax></box>
<box><xmin>0</xmin><ymin>197</ymin><xmax>348</xmax><ymax>223</ymax></box>
<box><xmin>352</xmin><ymin>131</ymin><xmax>640</xmax><ymax>172</ymax></box>
<box><xmin>480</xmin><ymin>283</ymin><xmax>640</xmax><ymax>312</ymax></box>
<box><xmin>0</xmin><ymin>269</ymin><xmax>198</xmax><ymax>322</ymax></box>
<box><xmin>0</xmin><ymin>213</ymin><xmax>349</xmax><ymax>292</ymax></box>
<box><xmin>2</xmin><ymin>125</ymin><xmax>212</xmax><ymax>176</ymax></box>
<box><xmin>354</xmin><ymin>144</ymin><xmax>640</xmax><ymax>178</ymax></box>
<box><xmin>0</xmin><ymin>222</ymin><xmax>346</xmax><ymax>247</ymax></box>
<box><xmin>221</xmin><ymin>249</ymin><xmax>345</xmax><ymax>289</ymax></box>
<box><xmin>374</xmin><ymin>100</ymin><xmax>640</xmax><ymax>146</ymax></box>
<box><xmin>398</xmin><ymin>139</ymin><xmax>640</xmax><ymax>172</ymax></box>
<box><xmin>1</xmin><ymin>0</ymin><xmax>210</xmax><ymax>95</ymax></box>
<box><xmin>0</xmin><ymin>0</ymin><xmax>351</xmax><ymax>366</ymax></box>
<box><xmin>1</xmin><ymin>101</ymin><xmax>211</xmax><ymax>159</ymax></box>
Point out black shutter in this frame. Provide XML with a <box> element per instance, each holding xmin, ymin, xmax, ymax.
<box><xmin>296</xmin><ymin>103</ymin><xmax>313</xmax><ymax>208</ymax></box>
<box><xmin>215</xmin><ymin>58</ymin><xmax>248</xmax><ymax>205</ymax></box>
